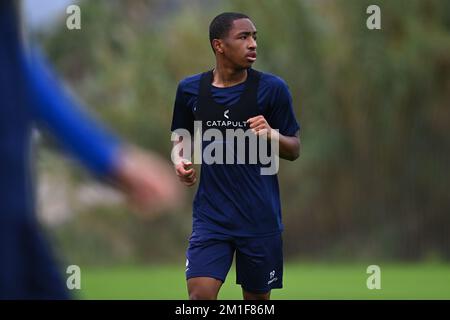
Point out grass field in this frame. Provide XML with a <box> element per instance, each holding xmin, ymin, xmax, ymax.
<box><xmin>76</xmin><ymin>262</ymin><xmax>450</xmax><ymax>300</ymax></box>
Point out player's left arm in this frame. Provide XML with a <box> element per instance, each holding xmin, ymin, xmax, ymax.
<box><xmin>247</xmin><ymin>76</ymin><xmax>301</xmax><ymax>161</ymax></box>
<box><xmin>247</xmin><ymin>116</ymin><xmax>301</xmax><ymax>161</ymax></box>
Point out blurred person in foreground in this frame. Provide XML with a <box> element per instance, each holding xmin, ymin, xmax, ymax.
<box><xmin>0</xmin><ymin>1</ymin><xmax>181</xmax><ymax>299</ymax></box>
<box><xmin>171</xmin><ymin>12</ymin><xmax>301</xmax><ymax>300</ymax></box>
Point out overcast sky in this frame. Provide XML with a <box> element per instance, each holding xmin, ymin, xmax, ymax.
<box><xmin>23</xmin><ymin>0</ymin><xmax>77</xmax><ymax>27</ymax></box>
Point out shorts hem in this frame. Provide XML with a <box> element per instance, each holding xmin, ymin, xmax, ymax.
<box><xmin>186</xmin><ymin>273</ymin><xmax>226</xmax><ymax>283</ymax></box>
<box><xmin>240</xmin><ymin>285</ymin><xmax>283</xmax><ymax>294</ymax></box>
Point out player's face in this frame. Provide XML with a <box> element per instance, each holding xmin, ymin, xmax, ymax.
<box><xmin>221</xmin><ymin>18</ymin><xmax>257</xmax><ymax>69</ymax></box>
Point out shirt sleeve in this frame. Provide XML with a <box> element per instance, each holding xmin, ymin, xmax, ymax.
<box><xmin>266</xmin><ymin>78</ymin><xmax>300</xmax><ymax>137</ymax></box>
<box><xmin>23</xmin><ymin>48</ymin><xmax>121</xmax><ymax>178</ymax></box>
<box><xmin>170</xmin><ymin>81</ymin><xmax>195</xmax><ymax>134</ymax></box>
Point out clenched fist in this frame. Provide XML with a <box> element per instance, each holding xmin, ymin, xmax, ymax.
<box><xmin>175</xmin><ymin>160</ymin><xmax>197</xmax><ymax>187</ymax></box>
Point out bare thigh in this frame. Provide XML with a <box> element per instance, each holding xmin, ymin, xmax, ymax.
<box><xmin>187</xmin><ymin>277</ymin><xmax>223</xmax><ymax>300</ymax></box>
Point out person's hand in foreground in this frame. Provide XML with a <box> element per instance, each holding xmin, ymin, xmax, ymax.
<box><xmin>114</xmin><ymin>146</ymin><xmax>183</xmax><ymax>218</ymax></box>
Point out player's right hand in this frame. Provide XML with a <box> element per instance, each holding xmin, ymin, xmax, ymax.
<box><xmin>175</xmin><ymin>160</ymin><xmax>197</xmax><ymax>187</ymax></box>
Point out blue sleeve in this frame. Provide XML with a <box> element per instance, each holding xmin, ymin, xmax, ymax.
<box><xmin>170</xmin><ymin>81</ymin><xmax>195</xmax><ymax>134</ymax></box>
<box><xmin>23</xmin><ymin>48</ymin><xmax>121</xmax><ymax>177</ymax></box>
<box><xmin>266</xmin><ymin>78</ymin><xmax>300</xmax><ymax>137</ymax></box>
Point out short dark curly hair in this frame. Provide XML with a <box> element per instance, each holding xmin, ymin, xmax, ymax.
<box><xmin>209</xmin><ymin>12</ymin><xmax>250</xmax><ymax>53</ymax></box>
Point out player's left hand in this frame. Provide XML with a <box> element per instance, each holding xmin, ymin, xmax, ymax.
<box><xmin>247</xmin><ymin>115</ymin><xmax>273</xmax><ymax>139</ymax></box>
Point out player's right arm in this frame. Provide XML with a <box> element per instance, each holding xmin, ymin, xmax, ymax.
<box><xmin>170</xmin><ymin>80</ymin><xmax>197</xmax><ymax>187</ymax></box>
<box><xmin>172</xmin><ymin>137</ymin><xmax>197</xmax><ymax>187</ymax></box>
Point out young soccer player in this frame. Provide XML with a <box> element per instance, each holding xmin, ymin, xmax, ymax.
<box><xmin>171</xmin><ymin>12</ymin><xmax>301</xmax><ymax>300</ymax></box>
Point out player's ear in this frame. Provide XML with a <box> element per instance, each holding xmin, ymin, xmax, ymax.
<box><xmin>212</xmin><ymin>39</ymin><xmax>224</xmax><ymax>54</ymax></box>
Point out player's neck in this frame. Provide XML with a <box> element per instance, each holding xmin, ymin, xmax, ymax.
<box><xmin>212</xmin><ymin>63</ymin><xmax>247</xmax><ymax>88</ymax></box>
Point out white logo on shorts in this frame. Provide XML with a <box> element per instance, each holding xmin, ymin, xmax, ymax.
<box><xmin>268</xmin><ymin>270</ymin><xmax>278</xmax><ymax>285</ymax></box>
<box><xmin>185</xmin><ymin>259</ymin><xmax>190</xmax><ymax>272</ymax></box>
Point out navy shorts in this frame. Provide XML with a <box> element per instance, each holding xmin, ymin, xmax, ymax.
<box><xmin>185</xmin><ymin>231</ymin><xmax>283</xmax><ymax>294</ymax></box>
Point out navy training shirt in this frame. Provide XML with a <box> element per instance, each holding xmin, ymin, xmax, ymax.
<box><xmin>171</xmin><ymin>70</ymin><xmax>300</xmax><ymax>237</ymax></box>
